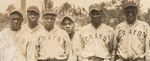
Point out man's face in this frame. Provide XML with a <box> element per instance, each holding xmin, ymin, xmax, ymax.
<box><xmin>62</xmin><ymin>19</ymin><xmax>75</xmax><ymax>34</ymax></box>
<box><xmin>43</xmin><ymin>14</ymin><xmax>56</xmax><ymax>30</ymax></box>
<box><xmin>10</xmin><ymin>13</ymin><xmax>23</xmax><ymax>31</ymax></box>
<box><xmin>27</xmin><ymin>11</ymin><xmax>39</xmax><ymax>24</ymax></box>
<box><xmin>90</xmin><ymin>10</ymin><xmax>103</xmax><ymax>25</ymax></box>
<box><xmin>125</xmin><ymin>7</ymin><xmax>138</xmax><ymax>24</ymax></box>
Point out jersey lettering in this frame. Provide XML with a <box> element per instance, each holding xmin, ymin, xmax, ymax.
<box><xmin>118</xmin><ymin>29</ymin><xmax>144</xmax><ymax>39</ymax></box>
<box><xmin>82</xmin><ymin>33</ymin><xmax>110</xmax><ymax>45</ymax></box>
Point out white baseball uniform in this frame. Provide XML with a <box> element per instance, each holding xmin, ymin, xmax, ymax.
<box><xmin>27</xmin><ymin>25</ymin><xmax>71</xmax><ymax>61</ymax></box>
<box><xmin>0</xmin><ymin>29</ymin><xmax>26</xmax><ymax>61</ymax></box>
<box><xmin>114</xmin><ymin>20</ymin><xmax>150</xmax><ymax>60</ymax></box>
<box><xmin>18</xmin><ymin>24</ymin><xmax>42</xmax><ymax>57</ymax></box>
<box><xmin>67</xmin><ymin>28</ymin><xmax>80</xmax><ymax>61</ymax></box>
<box><xmin>72</xmin><ymin>23</ymin><xmax>115</xmax><ymax>61</ymax></box>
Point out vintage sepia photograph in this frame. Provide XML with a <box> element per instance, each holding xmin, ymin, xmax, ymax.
<box><xmin>0</xmin><ymin>0</ymin><xmax>150</xmax><ymax>61</ymax></box>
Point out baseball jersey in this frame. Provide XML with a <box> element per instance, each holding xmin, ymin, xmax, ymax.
<box><xmin>114</xmin><ymin>20</ymin><xmax>150</xmax><ymax>60</ymax></box>
<box><xmin>0</xmin><ymin>29</ymin><xmax>26</xmax><ymax>61</ymax></box>
<box><xmin>72</xmin><ymin>23</ymin><xmax>115</xmax><ymax>60</ymax></box>
<box><xmin>27</xmin><ymin>25</ymin><xmax>71</xmax><ymax>61</ymax></box>
<box><xmin>67</xmin><ymin>30</ymin><xmax>79</xmax><ymax>61</ymax></box>
<box><xmin>20</xmin><ymin>24</ymin><xmax>42</xmax><ymax>57</ymax></box>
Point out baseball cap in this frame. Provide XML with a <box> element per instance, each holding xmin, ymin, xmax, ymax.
<box><xmin>27</xmin><ymin>5</ymin><xmax>39</xmax><ymax>13</ymax></box>
<box><xmin>89</xmin><ymin>3</ymin><xmax>103</xmax><ymax>13</ymax></box>
<box><xmin>61</xmin><ymin>16</ymin><xmax>74</xmax><ymax>24</ymax></box>
<box><xmin>10</xmin><ymin>10</ymin><xmax>22</xmax><ymax>16</ymax></box>
<box><xmin>123</xmin><ymin>1</ymin><xmax>138</xmax><ymax>10</ymax></box>
<box><xmin>9</xmin><ymin>10</ymin><xmax>23</xmax><ymax>21</ymax></box>
<box><xmin>43</xmin><ymin>9</ymin><xmax>57</xmax><ymax>16</ymax></box>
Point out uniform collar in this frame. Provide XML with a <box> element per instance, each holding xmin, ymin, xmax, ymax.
<box><xmin>43</xmin><ymin>25</ymin><xmax>58</xmax><ymax>34</ymax></box>
<box><xmin>125</xmin><ymin>20</ymin><xmax>140</xmax><ymax>28</ymax></box>
<box><xmin>31</xmin><ymin>24</ymin><xmax>41</xmax><ymax>33</ymax></box>
<box><xmin>1</xmin><ymin>28</ymin><xmax>21</xmax><ymax>38</ymax></box>
<box><xmin>10</xmin><ymin>29</ymin><xmax>22</xmax><ymax>36</ymax></box>
<box><xmin>89</xmin><ymin>23</ymin><xmax>104</xmax><ymax>31</ymax></box>
<box><xmin>23</xmin><ymin>24</ymin><xmax>41</xmax><ymax>34</ymax></box>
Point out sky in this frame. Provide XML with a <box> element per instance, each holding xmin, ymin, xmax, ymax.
<box><xmin>0</xmin><ymin>0</ymin><xmax>150</xmax><ymax>13</ymax></box>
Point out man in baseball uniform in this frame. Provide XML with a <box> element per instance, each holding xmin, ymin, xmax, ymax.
<box><xmin>61</xmin><ymin>16</ymin><xmax>75</xmax><ymax>40</ymax></box>
<box><xmin>27</xmin><ymin>10</ymin><xmax>71</xmax><ymax>61</ymax></box>
<box><xmin>114</xmin><ymin>1</ymin><xmax>150</xmax><ymax>61</ymax></box>
<box><xmin>61</xmin><ymin>16</ymin><xmax>77</xmax><ymax>61</ymax></box>
<box><xmin>72</xmin><ymin>3</ymin><xmax>115</xmax><ymax>61</ymax></box>
<box><xmin>21</xmin><ymin>5</ymin><xmax>41</xmax><ymax>58</ymax></box>
<box><xmin>0</xmin><ymin>10</ymin><xmax>25</xmax><ymax>61</ymax></box>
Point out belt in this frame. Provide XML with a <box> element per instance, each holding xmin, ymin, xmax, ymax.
<box><xmin>88</xmin><ymin>56</ymin><xmax>104</xmax><ymax>60</ymax></box>
<box><xmin>116</xmin><ymin>55</ymin><xmax>145</xmax><ymax>61</ymax></box>
<box><xmin>38</xmin><ymin>59</ymin><xmax>51</xmax><ymax>61</ymax></box>
<box><xmin>38</xmin><ymin>58</ymin><xmax>67</xmax><ymax>61</ymax></box>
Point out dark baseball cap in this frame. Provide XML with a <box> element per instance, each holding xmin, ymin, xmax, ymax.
<box><xmin>43</xmin><ymin>10</ymin><xmax>57</xmax><ymax>16</ymax></box>
<box><xmin>27</xmin><ymin>5</ymin><xmax>39</xmax><ymax>13</ymax></box>
<box><xmin>124</xmin><ymin>1</ymin><xmax>138</xmax><ymax>10</ymax></box>
<box><xmin>10</xmin><ymin>10</ymin><xmax>22</xmax><ymax>16</ymax></box>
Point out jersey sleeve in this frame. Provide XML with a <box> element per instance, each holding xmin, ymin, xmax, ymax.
<box><xmin>72</xmin><ymin>31</ymin><xmax>84</xmax><ymax>61</ymax></box>
<box><xmin>145</xmin><ymin>24</ymin><xmax>150</xmax><ymax>61</ymax></box>
<box><xmin>0</xmin><ymin>34</ymin><xmax>5</xmax><ymax>61</ymax></box>
<box><xmin>112</xmin><ymin>25</ymin><xmax>120</xmax><ymax>60</ymax></box>
<box><xmin>0</xmin><ymin>33</ymin><xmax>26</xmax><ymax>61</ymax></box>
<box><xmin>108</xmin><ymin>28</ymin><xmax>115</xmax><ymax>58</ymax></box>
<box><xmin>13</xmin><ymin>45</ymin><xmax>26</xmax><ymax>61</ymax></box>
<box><xmin>26</xmin><ymin>36</ymin><xmax>40</xmax><ymax>61</ymax></box>
<box><xmin>63</xmin><ymin>31</ymin><xmax>71</xmax><ymax>57</ymax></box>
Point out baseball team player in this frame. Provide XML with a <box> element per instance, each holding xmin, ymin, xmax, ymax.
<box><xmin>27</xmin><ymin>10</ymin><xmax>71</xmax><ymax>61</ymax></box>
<box><xmin>72</xmin><ymin>3</ymin><xmax>115</xmax><ymax>61</ymax></box>
<box><xmin>114</xmin><ymin>2</ymin><xmax>150</xmax><ymax>61</ymax></box>
<box><xmin>1</xmin><ymin>1</ymin><xmax>150</xmax><ymax>61</ymax></box>
<box><xmin>61</xmin><ymin>16</ymin><xmax>75</xmax><ymax>40</ymax></box>
<box><xmin>0</xmin><ymin>10</ymin><xmax>26</xmax><ymax>61</ymax></box>
<box><xmin>61</xmin><ymin>16</ymin><xmax>77</xmax><ymax>61</ymax></box>
<box><xmin>20</xmin><ymin>5</ymin><xmax>42</xmax><ymax>59</ymax></box>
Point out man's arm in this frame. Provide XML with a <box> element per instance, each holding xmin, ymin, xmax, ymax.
<box><xmin>108</xmin><ymin>29</ymin><xmax>115</xmax><ymax>61</ymax></box>
<box><xmin>72</xmin><ymin>31</ymin><xmax>84</xmax><ymax>61</ymax></box>
<box><xmin>145</xmin><ymin>24</ymin><xmax>150</xmax><ymax>61</ymax></box>
<box><xmin>64</xmin><ymin>32</ymin><xmax>71</xmax><ymax>57</ymax></box>
<box><xmin>0</xmin><ymin>33</ymin><xmax>26</xmax><ymax>61</ymax></box>
<box><xmin>27</xmin><ymin>37</ymin><xmax>40</xmax><ymax>61</ymax></box>
<box><xmin>14</xmin><ymin>45</ymin><xmax>26</xmax><ymax>61</ymax></box>
<box><xmin>111</xmin><ymin>26</ymin><xmax>120</xmax><ymax>61</ymax></box>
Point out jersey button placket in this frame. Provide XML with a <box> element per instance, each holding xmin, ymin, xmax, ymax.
<box><xmin>128</xmin><ymin>28</ymin><xmax>133</xmax><ymax>59</ymax></box>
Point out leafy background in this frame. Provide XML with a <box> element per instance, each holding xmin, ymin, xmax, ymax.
<box><xmin>0</xmin><ymin>0</ymin><xmax>150</xmax><ymax>31</ymax></box>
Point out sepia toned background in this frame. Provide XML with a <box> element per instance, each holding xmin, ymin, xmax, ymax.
<box><xmin>0</xmin><ymin>0</ymin><xmax>150</xmax><ymax>31</ymax></box>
